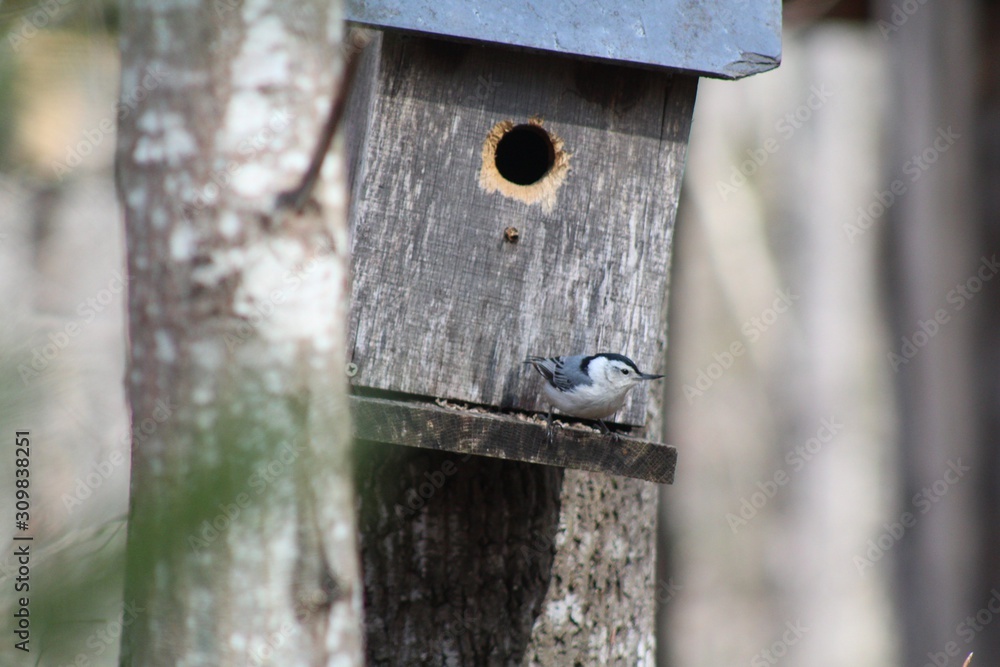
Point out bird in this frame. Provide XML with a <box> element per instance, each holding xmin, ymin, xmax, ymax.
<box><xmin>524</xmin><ymin>353</ymin><xmax>663</xmax><ymax>438</ymax></box>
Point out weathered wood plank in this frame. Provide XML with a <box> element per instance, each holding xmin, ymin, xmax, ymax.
<box><xmin>348</xmin><ymin>35</ymin><xmax>696</xmax><ymax>425</ymax></box>
<box><xmin>350</xmin><ymin>395</ymin><xmax>677</xmax><ymax>484</ymax></box>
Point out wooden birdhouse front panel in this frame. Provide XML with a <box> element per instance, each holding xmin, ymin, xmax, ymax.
<box><xmin>347</xmin><ymin>34</ymin><xmax>696</xmax><ymax>426</ymax></box>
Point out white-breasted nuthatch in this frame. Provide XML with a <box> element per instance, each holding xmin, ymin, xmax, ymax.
<box><xmin>525</xmin><ymin>353</ymin><xmax>663</xmax><ymax>436</ymax></box>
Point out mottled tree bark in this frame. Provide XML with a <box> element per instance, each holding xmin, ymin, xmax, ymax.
<box><xmin>356</xmin><ymin>444</ymin><xmax>659</xmax><ymax>666</ymax></box>
<box><xmin>116</xmin><ymin>1</ymin><xmax>363</xmax><ymax>665</ymax></box>
<box><xmin>356</xmin><ymin>446</ymin><xmax>563</xmax><ymax>666</ymax></box>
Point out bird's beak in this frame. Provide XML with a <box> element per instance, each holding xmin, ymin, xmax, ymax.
<box><xmin>640</xmin><ymin>372</ymin><xmax>664</xmax><ymax>381</ymax></box>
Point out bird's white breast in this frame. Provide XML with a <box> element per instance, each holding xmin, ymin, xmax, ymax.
<box><xmin>542</xmin><ymin>382</ymin><xmax>630</xmax><ymax>420</ymax></box>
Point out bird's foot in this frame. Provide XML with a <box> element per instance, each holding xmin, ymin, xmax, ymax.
<box><xmin>598</xmin><ymin>420</ymin><xmax>621</xmax><ymax>442</ymax></box>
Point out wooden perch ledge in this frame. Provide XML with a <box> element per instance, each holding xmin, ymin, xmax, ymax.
<box><xmin>350</xmin><ymin>395</ymin><xmax>677</xmax><ymax>484</ymax></box>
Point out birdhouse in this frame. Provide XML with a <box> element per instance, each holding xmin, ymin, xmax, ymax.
<box><xmin>344</xmin><ymin>1</ymin><xmax>781</xmax><ymax>484</ymax></box>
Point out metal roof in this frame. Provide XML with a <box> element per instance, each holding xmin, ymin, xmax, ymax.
<box><xmin>346</xmin><ymin>0</ymin><xmax>781</xmax><ymax>80</ymax></box>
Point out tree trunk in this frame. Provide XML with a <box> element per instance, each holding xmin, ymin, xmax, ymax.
<box><xmin>116</xmin><ymin>2</ymin><xmax>364</xmax><ymax>665</ymax></box>
<box><xmin>660</xmin><ymin>26</ymin><xmax>898</xmax><ymax>667</ymax></box>
<box><xmin>356</xmin><ymin>444</ymin><xmax>659</xmax><ymax>665</ymax></box>
<box><xmin>879</xmin><ymin>1</ymin><xmax>981</xmax><ymax>664</ymax></box>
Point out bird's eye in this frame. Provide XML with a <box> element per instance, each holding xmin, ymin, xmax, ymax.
<box><xmin>621</xmin><ymin>369</ymin><xmax>629</xmax><ymax>375</ymax></box>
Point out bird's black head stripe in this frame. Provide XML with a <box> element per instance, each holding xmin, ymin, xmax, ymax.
<box><xmin>594</xmin><ymin>352</ymin><xmax>641</xmax><ymax>373</ymax></box>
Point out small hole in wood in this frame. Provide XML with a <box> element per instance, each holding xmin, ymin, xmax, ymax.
<box><xmin>494</xmin><ymin>124</ymin><xmax>554</xmax><ymax>185</ymax></box>
<box><xmin>479</xmin><ymin>118</ymin><xmax>570</xmax><ymax>213</ymax></box>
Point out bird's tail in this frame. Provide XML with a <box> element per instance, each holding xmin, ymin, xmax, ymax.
<box><xmin>524</xmin><ymin>356</ymin><xmax>557</xmax><ymax>382</ymax></box>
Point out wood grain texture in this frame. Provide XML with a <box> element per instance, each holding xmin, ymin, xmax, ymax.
<box><xmin>347</xmin><ymin>35</ymin><xmax>696</xmax><ymax>425</ymax></box>
<box><xmin>351</xmin><ymin>395</ymin><xmax>677</xmax><ymax>484</ymax></box>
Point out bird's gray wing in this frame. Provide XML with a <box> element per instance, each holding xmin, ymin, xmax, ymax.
<box><xmin>526</xmin><ymin>355</ymin><xmax>592</xmax><ymax>392</ymax></box>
